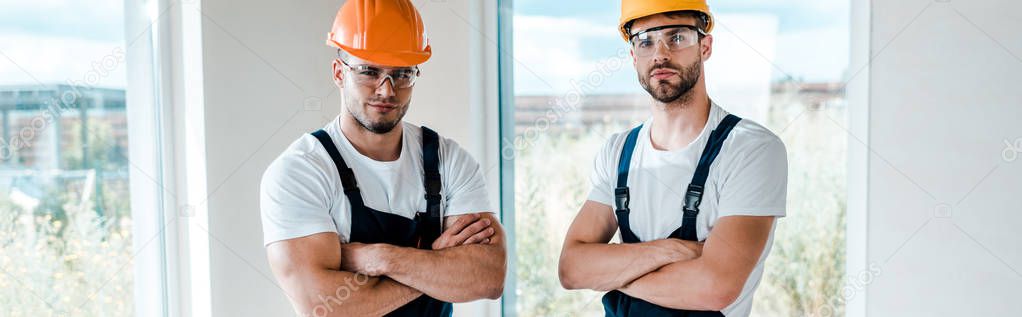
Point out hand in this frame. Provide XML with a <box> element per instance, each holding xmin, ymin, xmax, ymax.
<box><xmin>340</xmin><ymin>242</ymin><xmax>389</xmax><ymax>276</ymax></box>
<box><xmin>432</xmin><ymin>213</ymin><xmax>496</xmax><ymax>250</ymax></box>
<box><xmin>656</xmin><ymin>238</ymin><xmax>704</xmax><ymax>263</ymax></box>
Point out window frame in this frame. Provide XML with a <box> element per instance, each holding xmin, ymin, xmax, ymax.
<box><xmin>124</xmin><ymin>0</ymin><xmax>170</xmax><ymax>314</ymax></box>
<box><xmin>496</xmin><ymin>0</ymin><xmax>517</xmax><ymax>316</ymax></box>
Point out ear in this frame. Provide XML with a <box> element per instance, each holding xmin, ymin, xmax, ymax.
<box><xmin>700</xmin><ymin>34</ymin><xmax>713</xmax><ymax>62</ymax></box>
<box><xmin>630</xmin><ymin>48</ymin><xmax>637</xmax><ymax>68</ymax></box>
<box><xmin>332</xmin><ymin>59</ymin><xmax>344</xmax><ymax>88</ymax></box>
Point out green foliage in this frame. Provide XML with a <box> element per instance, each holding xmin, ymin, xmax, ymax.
<box><xmin>514</xmin><ymin>128</ymin><xmax>621</xmax><ymax>317</ymax></box>
<box><xmin>0</xmin><ymin>193</ymin><xmax>133</xmax><ymax>316</ymax></box>
<box><xmin>752</xmin><ymin>104</ymin><xmax>848</xmax><ymax>317</ymax></box>
<box><xmin>2</xmin><ymin>117</ymin><xmax>134</xmax><ymax>316</ymax></box>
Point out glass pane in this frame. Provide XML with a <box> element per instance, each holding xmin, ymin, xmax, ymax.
<box><xmin>510</xmin><ymin>1</ymin><xmax>848</xmax><ymax>316</ymax></box>
<box><xmin>1</xmin><ymin>0</ymin><xmax>134</xmax><ymax>315</ymax></box>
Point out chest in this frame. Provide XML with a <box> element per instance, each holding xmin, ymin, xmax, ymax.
<box><xmin>620</xmin><ymin>146</ymin><xmax>726</xmax><ymax>241</ymax></box>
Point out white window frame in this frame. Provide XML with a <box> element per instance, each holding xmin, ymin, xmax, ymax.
<box><xmin>125</xmin><ymin>0</ymin><xmax>172</xmax><ymax>315</ymax></box>
<box><xmin>126</xmin><ymin>0</ymin><xmax>211</xmax><ymax>316</ymax></box>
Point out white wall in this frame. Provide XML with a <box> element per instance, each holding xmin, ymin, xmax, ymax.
<box><xmin>187</xmin><ymin>0</ymin><xmax>500</xmax><ymax>315</ymax></box>
<box><xmin>165</xmin><ymin>0</ymin><xmax>1022</xmax><ymax>315</ymax></box>
<box><xmin>850</xmin><ymin>0</ymin><xmax>1022</xmax><ymax>315</ymax></box>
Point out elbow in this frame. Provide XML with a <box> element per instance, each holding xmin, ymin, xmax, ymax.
<box><xmin>558</xmin><ymin>272</ymin><xmax>584</xmax><ymax>290</ymax></box>
<box><xmin>559</xmin><ymin>259</ymin><xmax>615</xmax><ymax>291</ymax></box>
<box><xmin>276</xmin><ymin>270</ymin><xmax>351</xmax><ymax>314</ymax></box>
<box><xmin>272</xmin><ymin>267</ymin><xmax>316</xmax><ymax>310</ymax></box>
<box><xmin>483</xmin><ymin>283</ymin><xmax>505</xmax><ymax>300</ymax></box>
<box><xmin>689</xmin><ymin>263</ymin><xmax>743</xmax><ymax>311</ymax></box>
<box><xmin>557</xmin><ymin>261</ymin><xmax>579</xmax><ymax>290</ymax></box>
<box><xmin>459</xmin><ymin>264</ymin><xmax>505</xmax><ymax>302</ymax></box>
<box><xmin>558</xmin><ymin>248</ymin><xmax>602</xmax><ymax>290</ymax></box>
<box><xmin>658</xmin><ymin>287</ymin><xmax>738</xmax><ymax>311</ymax></box>
<box><xmin>286</xmin><ymin>282</ymin><xmax>328</xmax><ymax>315</ymax></box>
<box><xmin>703</xmin><ymin>288</ymin><xmax>735</xmax><ymax>310</ymax></box>
<box><xmin>483</xmin><ymin>253</ymin><xmax>507</xmax><ymax>299</ymax></box>
<box><xmin>290</xmin><ymin>279</ymin><xmax>337</xmax><ymax>314</ymax></box>
<box><xmin>449</xmin><ymin>281</ymin><xmax>503</xmax><ymax>303</ymax></box>
<box><xmin>480</xmin><ymin>265</ymin><xmax>506</xmax><ymax>301</ymax></box>
<box><xmin>657</xmin><ymin>271</ymin><xmax>742</xmax><ymax>311</ymax></box>
<box><xmin>558</xmin><ymin>260</ymin><xmax>591</xmax><ymax>290</ymax></box>
<box><xmin>557</xmin><ymin>244</ymin><xmax>583</xmax><ymax>290</ymax></box>
<box><xmin>700</xmin><ymin>285</ymin><xmax>742</xmax><ymax>311</ymax></box>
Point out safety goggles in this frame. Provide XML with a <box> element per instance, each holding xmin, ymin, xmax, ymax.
<box><xmin>338</xmin><ymin>58</ymin><xmax>420</xmax><ymax>89</ymax></box>
<box><xmin>628</xmin><ymin>24</ymin><xmax>705</xmax><ymax>57</ymax></box>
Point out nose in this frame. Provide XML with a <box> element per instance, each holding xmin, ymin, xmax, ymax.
<box><xmin>375</xmin><ymin>76</ymin><xmax>396</xmax><ymax>97</ymax></box>
<box><xmin>651</xmin><ymin>39</ymin><xmax>671</xmax><ymax>64</ymax></box>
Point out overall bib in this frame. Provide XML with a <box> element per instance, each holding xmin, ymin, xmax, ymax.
<box><xmin>602</xmin><ymin>114</ymin><xmax>742</xmax><ymax>317</ymax></box>
<box><xmin>311</xmin><ymin>126</ymin><xmax>452</xmax><ymax>317</ymax></box>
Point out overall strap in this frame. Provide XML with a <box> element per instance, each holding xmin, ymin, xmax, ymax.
<box><xmin>421</xmin><ymin>126</ymin><xmax>442</xmax><ymax>218</ymax></box>
<box><xmin>311</xmin><ymin>129</ymin><xmax>365</xmax><ymax>208</ymax></box>
<box><xmin>415</xmin><ymin>126</ymin><xmax>444</xmax><ymax>250</ymax></box>
<box><xmin>677</xmin><ymin>114</ymin><xmax>742</xmax><ymax>241</ymax></box>
<box><xmin>614</xmin><ymin>125</ymin><xmax>643</xmax><ymax>243</ymax></box>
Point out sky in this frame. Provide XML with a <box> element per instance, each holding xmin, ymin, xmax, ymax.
<box><xmin>0</xmin><ymin>0</ymin><xmax>850</xmax><ymax>95</ymax></box>
<box><xmin>512</xmin><ymin>0</ymin><xmax>850</xmax><ymax>95</ymax></box>
<box><xmin>0</xmin><ymin>0</ymin><xmax>128</xmax><ymax>88</ymax></box>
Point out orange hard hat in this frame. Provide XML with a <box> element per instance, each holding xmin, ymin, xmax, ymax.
<box><xmin>619</xmin><ymin>0</ymin><xmax>714</xmax><ymax>41</ymax></box>
<box><xmin>326</xmin><ymin>0</ymin><xmax>432</xmax><ymax>67</ymax></box>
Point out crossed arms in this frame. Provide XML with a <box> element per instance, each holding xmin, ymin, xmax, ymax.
<box><xmin>558</xmin><ymin>200</ymin><xmax>774</xmax><ymax>311</ymax></box>
<box><xmin>267</xmin><ymin>212</ymin><xmax>506</xmax><ymax>316</ymax></box>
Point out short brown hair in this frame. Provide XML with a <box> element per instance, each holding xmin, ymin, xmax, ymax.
<box><xmin>622</xmin><ymin>10</ymin><xmax>709</xmax><ymax>38</ymax></box>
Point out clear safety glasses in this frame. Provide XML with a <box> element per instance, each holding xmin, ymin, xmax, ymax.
<box><xmin>629</xmin><ymin>24</ymin><xmax>706</xmax><ymax>57</ymax></box>
<box><xmin>338</xmin><ymin>58</ymin><xmax>421</xmax><ymax>89</ymax></box>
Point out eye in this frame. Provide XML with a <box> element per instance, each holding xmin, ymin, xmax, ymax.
<box><xmin>358</xmin><ymin>70</ymin><xmax>379</xmax><ymax>77</ymax></box>
<box><xmin>671</xmin><ymin>34</ymin><xmax>686</xmax><ymax>44</ymax></box>
<box><xmin>356</xmin><ymin>67</ymin><xmax>381</xmax><ymax>77</ymax></box>
<box><xmin>636</xmin><ymin>39</ymin><xmax>653</xmax><ymax>48</ymax></box>
<box><xmin>393</xmin><ymin>71</ymin><xmax>415</xmax><ymax>80</ymax></box>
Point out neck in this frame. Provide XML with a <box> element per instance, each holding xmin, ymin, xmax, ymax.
<box><xmin>649</xmin><ymin>83</ymin><xmax>711</xmax><ymax>151</ymax></box>
<box><xmin>338</xmin><ymin>112</ymin><xmax>403</xmax><ymax>161</ymax></box>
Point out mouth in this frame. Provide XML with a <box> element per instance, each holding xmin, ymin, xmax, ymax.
<box><xmin>367</xmin><ymin>103</ymin><xmax>397</xmax><ymax>113</ymax></box>
<box><xmin>650</xmin><ymin>68</ymin><xmax>678</xmax><ymax>80</ymax></box>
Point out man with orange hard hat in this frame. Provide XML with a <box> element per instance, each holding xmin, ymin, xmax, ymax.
<box><xmin>261</xmin><ymin>1</ymin><xmax>506</xmax><ymax>316</ymax></box>
<box><xmin>559</xmin><ymin>1</ymin><xmax>788</xmax><ymax>316</ymax></box>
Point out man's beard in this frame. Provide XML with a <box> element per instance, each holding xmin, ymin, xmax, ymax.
<box><xmin>639</xmin><ymin>58</ymin><xmax>702</xmax><ymax>104</ymax></box>
<box><xmin>346</xmin><ymin>97</ymin><xmax>409</xmax><ymax>134</ymax></box>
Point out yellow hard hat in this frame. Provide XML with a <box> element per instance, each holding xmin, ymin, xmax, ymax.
<box><xmin>619</xmin><ymin>0</ymin><xmax>714</xmax><ymax>41</ymax></box>
<box><xmin>326</xmin><ymin>0</ymin><xmax>432</xmax><ymax>67</ymax></box>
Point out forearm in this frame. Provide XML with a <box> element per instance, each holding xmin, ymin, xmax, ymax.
<box><xmin>618</xmin><ymin>258</ymin><xmax>740</xmax><ymax>311</ymax></box>
<box><xmin>558</xmin><ymin>240</ymin><xmax>679</xmax><ymax>291</ymax></box>
<box><xmin>378</xmin><ymin>243</ymin><xmax>506</xmax><ymax>302</ymax></box>
<box><xmin>287</xmin><ymin>269</ymin><xmax>421</xmax><ymax>317</ymax></box>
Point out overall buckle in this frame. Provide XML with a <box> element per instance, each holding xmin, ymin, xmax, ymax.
<box><xmin>614</xmin><ymin>186</ymin><xmax>630</xmax><ymax>212</ymax></box>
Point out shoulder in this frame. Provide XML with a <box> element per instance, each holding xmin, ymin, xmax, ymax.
<box><xmin>412</xmin><ymin>123</ymin><xmax>458</xmax><ymax>153</ymax></box>
<box><xmin>598</xmin><ymin>124</ymin><xmax>644</xmax><ymax>161</ymax></box>
<box><xmin>406</xmin><ymin>122</ymin><xmax>480</xmax><ymax>169</ymax></box>
<box><xmin>262</xmin><ymin>133</ymin><xmax>336</xmax><ymax>188</ymax></box>
<box><xmin>726</xmin><ymin>116</ymin><xmax>786</xmax><ymax>157</ymax></box>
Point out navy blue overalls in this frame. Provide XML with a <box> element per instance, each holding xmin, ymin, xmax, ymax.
<box><xmin>602</xmin><ymin>114</ymin><xmax>742</xmax><ymax>317</ymax></box>
<box><xmin>311</xmin><ymin>126</ymin><xmax>452</xmax><ymax>317</ymax></box>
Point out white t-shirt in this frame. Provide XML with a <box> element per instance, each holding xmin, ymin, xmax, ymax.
<box><xmin>260</xmin><ymin>118</ymin><xmax>492</xmax><ymax>246</ymax></box>
<box><xmin>587</xmin><ymin>103</ymin><xmax>788</xmax><ymax>317</ymax></box>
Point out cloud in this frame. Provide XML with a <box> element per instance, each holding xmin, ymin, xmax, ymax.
<box><xmin>0</xmin><ymin>32</ymin><xmax>127</xmax><ymax>88</ymax></box>
<box><xmin>512</xmin><ymin>15</ymin><xmax>641</xmax><ymax>95</ymax></box>
<box><xmin>511</xmin><ymin>9</ymin><xmax>849</xmax><ymax>96</ymax></box>
<box><xmin>774</xmin><ymin>25</ymin><xmax>849</xmax><ymax>82</ymax></box>
<box><xmin>0</xmin><ymin>0</ymin><xmax>124</xmax><ymax>42</ymax></box>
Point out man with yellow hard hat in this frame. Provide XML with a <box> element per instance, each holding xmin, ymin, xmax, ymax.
<box><xmin>261</xmin><ymin>1</ymin><xmax>506</xmax><ymax>316</ymax></box>
<box><xmin>559</xmin><ymin>1</ymin><xmax>788</xmax><ymax>316</ymax></box>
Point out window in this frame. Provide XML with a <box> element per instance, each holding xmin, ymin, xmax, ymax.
<box><xmin>504</xmin><ymin>1</ymin><xmax>849</xmax><ymax>316</ymax></box>
<box><xmin>0</xmin><ymin>1</ymin><xmax>165</xmax><ymax>315</ymax></box>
